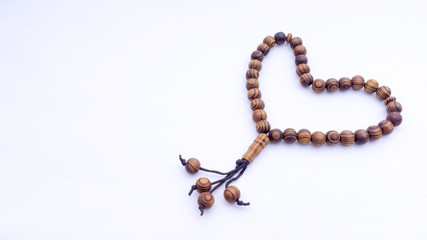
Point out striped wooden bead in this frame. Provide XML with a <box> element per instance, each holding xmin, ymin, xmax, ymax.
<box><xmin>196</xmin><ymin>177</ymin><xmax>212</xmax><ymax>193</ymax></box>
<box><xmin>312</xmin><ymin>79</ymin><xmax>326</xmax><ymax>93</ymax></box>
<box><xmin>297</xmin><ymin>129</ymin><xmax>311</xmax><ymax>145</ymax></box>
<box><xmin>340</xmin><ymin>130</ymin><xmax>355</xmax><ymax>146</ymax></box>
<box><xmin>283</xmin><ymin>128</ymin><xmax>297</xmax><ymax>143</ymax></box>
<box><xmin>257</xmin><ymin>43</ymin><xmax>270</xmax><ymax>56</ymax></box>
<box><xmin>367</xmin><ymin>125</ymin><xmax>382</xmax><ymax>141</ymax></box>
<box><xmin>378</xmin><ymin>120</ymin><xmax>394</xmax><ymax>135</ymax></box>
<box><xmin>263</xmin><ymin>36</ymin><xmax>276</xmax><ymax>47</ymax></box>
<box><xmin>295</xmin><ymin>54</ymin><xmax>308</xmax><ymax>65</ymax></box>
<box><xmin>246</xmin><ymin>69</ymin><xmax>259</xmax><ymax>79</ymax></box>
<box><xmin>250</xmin><ymin>98</ymin><xmax>265</xmax><ymax>110</ymax></box>
<box><xmin>269</xmin><ymin>128</ymin><xmax>283</xmax><ymax>143</ymax></box>
<box><xmin>248</xmin><ymin>60</ymin><xmax>262</xmax><ymax>71</ymax></box>
<box><xmin>296</xmin><ymin>64</ymin><xmax>310</xmax><ymax>76</ymax></box>
<box><xmin>326</xmin><ymin>78</ymin><xmax>339</xmax><ymax>92</ymax></box>
<box><xmin>364</xmin><ymin>79</ymin><xmax>379</xmax><ymax>93</ymax></box>
<box><xmin>300</xmin><ymin>73</ymin><xmax>313</xmax><ymax>87</ymax></box>
<box><xmin>376</xmin><ymin>86</ymin><xmax>391</xmax><ymax>100</ymax></box>
<box><xmin>251</xmin><ymin>50</ymin><xmax>264</xmax><ymax>61</ymax></box>
<box><xmin>252</xmin><ymin>109</ymin><xmax>267</xmax><ymax>122</ymax></box>
<box><xmin>326</xmin><ymin>130</ymin><xmax>340</xmax><ymax>145</ymax></box>
<box><xmin>386</xmin><ymin>101</ymin><xmax>402</xmax><ymax>113</ymax></box>
<box><xmin>256</xmin><ymin>120</ymin><xmax>271</xmax><ymax>133</ymax></box>
<box><xmin>224</xmin><ymin>186</ymin><xmax>240</xmax><ymax>203</ymax></box>
<box><xmin>384</xmin><ymin>96</ymin><xmax>396</xmax><ymax>105</ymax></box>
<box><xmin>242</xmin><ymin>133</ymin><xmax>269</xmax><ymax>163</ymax></box>
<box><xmin>354</xmin><ymin>129</ymin><xmax>369</xmax><ymax>145</ymax></box>
<box><xmin>386</xmin><ymin>112</ymin><xmax>402</xmax><ymax>127</ymax></box>
<box><xmin>198</xmin><ymin>192</ymin><xmax>214</xmax><ymax>208</ymax></box>
<box><xmin>351</xmin><ymin>75</ymin><xmax>365</xmax><ymax>90</ymax></box>
<box><xmin>311</xmin><ymin>131</ymin><xmax>326</xmax><ymax>146</ymax></box>
<box><xmin>339</xmin><ymin>77</ymin><xmax>352</xmax><ymax>91</ymax></box>
<box><xmin>247</xmin><ymin>88</ymin><xmax>261</xmax><ymax>100</ymax></box>
<box><xmin>286</xmin><ymin>33</ymin><xmax>292</xmax><ymax>43</ymax></box>
<box><xmin>293</xmin><ymin>45</ymin><xmax>307</xmax><ymax>56</ymax></box>
<box><xmin>185</xmin><ymin>158</ymin><xmax>200</xmax><ymax>174</ymax></box>
<box><xmin>246</xmin><ymin>78</ymin><xmax>259</xmax><ymax>90</ymax></box>
<box><xmin>274</xmin><ymin>32</ymin><xmax>286</xmax><ymax>45</ymax></box>
<box><xmin>290</xmin><ymin>37</ymin><xmax>303</xmax><ymax>49</ymax></box>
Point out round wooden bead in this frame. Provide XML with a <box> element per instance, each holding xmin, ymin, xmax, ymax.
<box><xmin>257</xmin><ymin>43</ymin><xmax>270</xmax><ymax>56</ymax></box>
<box><xmin>185</xmin><ymin>158</ymin><xmax>200</xmax><ymax>174</ymax></box>
<box><xmin>247</xmin><ymin>88</ymin><xmax>261</xmax><ymax>100</ymax></box>
<box><xmin>283</xmin><ymin>128</ymin><xmax>297</xmax><ymax>143</ymax></box>
<box><xmin>378</xmin><ymin>120</ymin><xmax>394</xmax><ymax>135</ymax></box>
<box><xmin>198</xmin><ymin>192</ymin><xmax>214</xmax><ymax>208</ymax></box>
<box><xmin>246</xmin><ymin>78</ymin><xmax>259</xmax><ymax>90</ymax></box>
<box><xmin>326</xmin><ymin>130</ymin><xmax>340</xmax><ymax>146</ymax></box>
<box><xmin>311</xmin><ymin>131</ymin><xmax>326</xmax><ymax>146</ymax></box>
<box><xmin>293</xmin><ymin>45</ymin><xmax>307</xmax><ymax>56</ymax></box>
<box><xmin>246</xmin><ymin>69</ymin><xmax>259</xmax><ymax>79</ymax></box>
<box><xmin>256</xmin><ymin>120</ymin><xmax>271</xmax><ymax>133</ymax></box>
<box><xmin>274</xmin><ymin>32</ymin><xmax>286</xmax><ymax>45</ymax></box>
<box><xmin>295</xmin><ymin>54</ymin><xmax>308</xmax><ymax>65</ymax></box>
<box><xmin>252</xmin><ymin>109</ymin><xmax>267</xmax><ymax>122</ymax></box>
<box><xmin>364</xmin><ymin>79</ymin><xmax>379</xmax><ymax>93</ymax></box>
<box><xmin>354</xmin><ymin>129</ymin><xmax>369</xmax><ymax>145</ymax></box>
<box><xmin>250</xmin><ymin>98</ymin><xmax>265</xmax><ymax>110</ymax></box>
<box><xmin>296</xmin><ymin>64</ymin><xmax>310</xmax><ymax>76</ymax></box>
<box><xmin>263</xmin><ymin>36</ymin><xmax>276</xmax><ymax>47</ymax></box>
<box><xmin>351</xmin><ymin>75</ymin><xmax>365</xmax><ymax>90</ymax></box>
<box><xmin>386</xmin><ymin>112</ymin><xmax>402</xmax><ymax>126</ymax></box>
<box><xmin>290</xmin><ymin>37</ymin><xmax>303</xmax><ymax>49</ymax></box>
<box><xmin>312</xmin><ymin>79</ymin><xmax>326</xmax><ymax>93</ymax></box>
<box><xmin>384</xmin><ymin>96</ymin><xmax>396</xmax><ymax>105</ymax></box>
<box><xmin>339</xmin><ymin>77</ymin><xmax>352</xmax><ymax>91</ymax></box>
<box><xmin>367</xmin><ymin>125</ymin><xmax>382</xmax><ymax>141</ymax></box>
<box><xmin>251</xmin><ymin>50</ymin><xmax>264</xmax><ymax>61</ymax></box>
<box><xmin>224</xmin><ymin>186</ymin><xmax>240</xmax><ymax>203</ymax></box>
<box><xmin>297</xmin><ymin>129</ymin><xmax>311</xmax><ymax>145</ymax></box>
<box><xmin>269</xmin><ymin>128</ymin><xmax>283</xmax><ymax>143</ymax></box>
<box><xmin>326</xmin><ymin>78</ymin><xmax>339</xmax><ymax>92</ymax></box>
<box><xmin>196</xmin><ymin>177</ymin><xmax>212</xmax><ymax>193</ymax></box>
<box><xmin>286</xmin><ymin>33</ymin><xmax>292</xmax><ymax>43</ymax></box>
<box><xmin>248</xmin><ymin>60</ymin><xmax>262</xmax><ymax>71</ymax></box>
<box><xmin>300</xmin><ymin>73</ymin><xmax>313</xmax><ymax>87</ymax></box>
<box><xmin>386</xmin><ymin>101</ymin><xmax>402</xmax><ymax>113</ymax></box>
<box><xmin>376</xmin><ymin>86</ymin><xmax>391</xmax><ymax>100</ymax></box>
<box><xmin>340</xmin><ymin>130</ymin><xmax>355</xmax><ymax>146</ymax></box>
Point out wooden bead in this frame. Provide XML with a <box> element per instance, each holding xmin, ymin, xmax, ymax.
<box><xmin>290</xmin><ymin>37</ymin><xmax>303</xmax><ymax>49</ymax></box>
<box><xmin>386</xmin><ymin>101</ymin><xmax>402</xmax><ymax>113</ymax></box>
<box><xmin>326</xmin><ymin>130</ymin><xmax>340</xmax><ymax>146</ymax></box>
<box><xmin>326</xmin><ymin>78</ymin><xmax>339</xmax><ymax>92</ymax></box>
<box><xmin>185</xmin><ymin>158</ymin><xmax>200</xmax><ymax>174</ymax></box>
<box><xmin>378</xmin><ymin>120</ymin><xmax>394</xmax><ymax>135</ymax></box>
<box><xmin>312</xmin><ymin>79</ymin><xmax>326</xmax><ymax>93</ymax></box>
<box><xmin>250</xmin><ymin>98</ymin><xmax>265</xmax><ymax>110</ymax></box>
<box><xmin>269</xmin><ymin>128</ymin><xmax>283</xmax><ymax>143</ymax></box>
<box><xmin>247</xmin><ymin>88</ymin><xmax>261</xmax><ymax>100</ymax></box>
<box><xmin>256</xmin><ymin>120</ymin><xmax>271</xmax><ymax>133</ymax></box>
<box><xmin>246</xmin><ymin>69</ymin><xmax>259</xmax><ymax>79</ymax></box>
<box><xmin>198</xmin><ymin>192</ymin><xmax>214</xmax><ymax>208</ymax></box>
<box><xmin>367</xmin><ymin>125</ymin><xmax>382</xmax><ymax>141</ymax></box>
<box><xmin>283</xmin><ymin>128</ymin><xmax>297</xmax><ymax>143</ymax></box>
<box><xmin>297</xmin><ymin>129</ymin><xmax>311</xmax><ymax>145</ymax></box>
<box><xmin>351</xmin><ymin>75</ymin><xmax>365</xmax><ymax>90</ymax></box>
<box><xmin>295</xmin><ymin>54</ymin><xmax>308</xmax><ymax>65</ymax></box>
<box><xmin>263</xmin><ymin>36</ymin><xmax>276</xmax><ymax>47</ymax></box>
<box><xmin>242</xmin><ymin>133</ymin><xmax>269</xmax><ymax>163</ymax></box>
<box><xmin>340</xmin><ymin>130</ymin><xmax>355</xmax><ymax>146</ymax></box>
<box><xmin>196</xmin><ymin>177</ymin><xmax>211</xmax><ymax>193</ymax></box>
<box><xmin>248</xmin><ymin>60</ymin><xmax>262</xmax><ymax>71</ymax></box>
<box><xmin>300</xmin><ymin>73</ymin><xmax>313</xmax><ymax>87</ymax></box>
<box><xmin>386</xmin><ymin>112</ymin><xmax>402</xmax><ymax>127</ymax></box>
<box><xmin>293</xmin><ymin>45</ymin><xmax>307</xmax><ymax>56</ymax></box>
<box><xmin>251</xmin><ymin>50</ymin><xmax>264</xmax><ymax>61</ymax></box>
<box><xmin>286</xmin><ymin>33</ymin><xmax>292</xmax><ymax>43</ymax></box>
<box><xmin>224</xmin><ymin>186</ymin><xmax>240</xmax><ymax>203</ymax></box>
<box><xmin>384</xmin><ymin>96</ymin><xmax>396</xmax><ymax>105</ymax></box>
<box><xmin>252</xmin><ymin>109</ymin><xmax>267</xmax><ymax>122</ymax></box>
<box><xmin>376</xmin><ymin>86</ymin><xmax>391</xmax><ymax>100</ymax></box>
<box><xmin>257</xmin><ymin>43</ymin><xmax>270</xmax><ymax>56</ymax></box>
<box><xmin>246</xmin><ymin>78</ymin><xmax>259</xmax><ymax>90</ymax></box>
<box><xmin>311</xmin><ymin>131</ymin><xmax>326</xmax><ymax>146</ymax></box>
<box><xmin>339</xmin><ymin>77</ymin><xmax>352</xmax><ymax>91</ymax></box>
<box><xmin>274</xmin><ymin>32</ymin><xmax>286</xmax><ymax>45</ymax></box>
<box><xmin>354</xmin><ymin>129</ymin><xmax>369</xmax><ymax>145</ymax></box>
<box><xmin>296</xmin><ymin>64</ymin><xmax>310</xmax><ymax>76</ymax></box>
<box><xmin>364</xmin><ymin>79</ymin><xmax>379</xmax><ymax>93</ymax></box>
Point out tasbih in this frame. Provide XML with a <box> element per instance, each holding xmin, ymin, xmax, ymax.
<box><xmin>179</xmin><ymin>31</ymin><xmax>403</xmax><ymax>216</ymax></box>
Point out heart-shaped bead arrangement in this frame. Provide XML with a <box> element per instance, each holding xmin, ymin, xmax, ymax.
<box><xmin>179</xmin><ymin>31</ymin><xmax>403</xmax><ymax>216</ymax></box>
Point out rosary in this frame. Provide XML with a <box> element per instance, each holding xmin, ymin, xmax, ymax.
<box><xmin>179</xmin><ymin>31</ymin><xmax>403</xmax><ymax>215</ymax></box>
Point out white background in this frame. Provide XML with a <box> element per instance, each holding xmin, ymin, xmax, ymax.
<box><xmin>1</xmin><ymin>0</ymin><xmax>426</xmax><ymax>239</ymax></box>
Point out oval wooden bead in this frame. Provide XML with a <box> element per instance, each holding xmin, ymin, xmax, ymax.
<box><xmin>247</xmin><ymin>88</ymin><xmax>261</xmax><ymax>100</ymax></box>
<box><xmin>386</xmin><ymin>101</ymin><xmax>402</xmax><ymax>113</ymax></box>
<box><xmin>224</xmin><ymin>186</ymin><xmax>240</xmax><ymax>203</ymax></box>
<box><xmin>283</xmin><ymin>128</ymin><xmax>297</xmax><ymax>143</ymax></box>
<box><xmin>354</xmin><ymin>129</ymin><xmax>369</xmax><ymax>144</ymax></box>
<box><xmin>251</xmin><ymin>50</ymin><xmax>264</xmax><ymax>61</ymax></box>
<box><xmin>290</xmin><ymin>37</ymin><xmax>303</xmax><ymax>49</ymax></box>
<box><xmin>295</xmin><ymin>54</ymin><xmax>308</xmax><ymax>65</ymax></box>
<box><xmin>311</xmin><ymin>131</ymin><xmax>326</xmax><ymax>146</ymax></box>
<box><xmin>274</xmin><ymin>32</ymin><xmax>286</xmax><ymax>45</ymax></box>
<box><xmin>339</xmin><ymin>77</ymin><xmax>352</xmax><ymax>91</ymax></box>
<box><xmin>248</xmin><ymin>60</ymin><xmax>262</xmax><ymax>71</ymax></box>
<box><xmin>326</xmin><ymin>130</ymin><xmax>340</xmax><ymax>145</ymax></box>
<box><xmin>257</xmin><ymin>43</ymin><xmax>270</xmax><ymax>56</ymax></box>
<box><xmin>269</xmin><ymin>128</ymin><xmax>283</xmax><ymax>143</ymax></box>
<box><xmin>250</xmin><ymin>98</ymin><xmax>265</xmax><ymax>110</ymax></box>
<box><xmin>297</xmin><ymin>129</ymin><xmax>311</xmax><ymax>145</ymax></box>
<box><xmin>300</xmin><ymin>73</ymin><xmax>313</xmax><ymax>87</ymax></box>
<box><xmin>242</xmin><ymin>133</ymin><xmax>269</xmax><ymax>163</ymax></box>
<box><xmin>384</xmin><ymin>96</ymin><xmax>396</xmax><ymax>105</ymax></box>
<box><xmin>198</xmin><ymin>192</ymin><xmax>214</xmax><ymax>208</ymax></box>
<box><xmin>351</xmin><ymin>75</ymin><xmax>365</xmax><ymax>90</ymax></box>
<box><xmin>312</xmin><ymin>79</ymin><xmax>326</xmax><ymax>93</ymax></box>
<box><xmin>293</xmin><ymin>45</ymin><xmax>307</xmax><ymax>56</ymax></box>
<box><xmin>378</xmin><ymin>120</ymin><xmax>394</xmax><ymax>135</ymax></box>
<box><xmin>256</xmin><ymin>120</ymin><xmax>271</xmax><ymax>133</ymax></box>
<box><xmin>286</xmin><ymin>33</ymin><xmax>292</xmax><ymax>43</ymax></box>
<box><xmin>246</xmin><ymin>69</ymin><xmax>259</xmax><ymax>79</ymax></box>
<box><xmin>326</xmin><ymin>78</ymin><xmax>339</xmax><ymax>92</ymax></box>
<box><xmin>296</xmin><ymin>64</ymin><xmax>310</xmax><ymax>76</ymax></box>
<box><xmin>252</xmin><ymin>109</ymin><xmax>267</xmax><ymax>122</ymax></box>
<box><xmin>376</xmin><ymin>86</ymin><xmax>391</xmax><ymax>100</ymax></box>
<box><xmin>340</xmin><ymin>130</ymin><xmax>355</xmax><ymax>146</ymax></box>
<box><xmin>364</xmin><ymin>79</ymin><xmax>379</xmax><ymax>93</ymax></box>
<box><xmin>185</xmin><ymin>158</ymin><xmax>200</xmax><ymax>174</ymax></box>
<box><xmin>386</xmin><ymin>112</ymin><xmax>402</xmax><ymax>127</ymax></box>
<box><xmin>263</xmin><ymin>36</ymin><xmax>276</xmax><ymax>47</ymax></box>
<box><xmin>196</xmin><ymin>177</ymin><xmax>212</xmax><ymax>193</ymax></box>
<box><xmin>246</xmin><ymin>78</ymin><xmax>259</xmax><ymax>90</ymax></box>
<box><xmin>367</xmin><ymin>125</ymin><xmax>382</xmax><ymax>141</ymax></box>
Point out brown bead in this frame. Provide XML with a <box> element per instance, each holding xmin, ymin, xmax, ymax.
<box><xmin>378</xmin><ymin>120</ymin><xmax>394</xmax><ymax>135</ymax></box>
<box><xmin>196</xmin><ymin>177</ymin><xmax>211</xmax><ymax>193</ymax></box>
<box><xmin>185</xmin><ymin>158</ymin><xmax>200</xmax><ymax>174</ymax></box>
<box><xmin>198</xmin><ymin>192</ymin><xmax>214</xmax><ymax>208</ymax></box>
<box><xmin>251</xmin><ymin>50</ymin><xmax>264</xmax><ymax>61</ymax></box>
<box><xmin>248</xmin><ymin>60</ymin><xmax>262</xmax><ymax>71</ymax></box>
<box><xmin>247</xmin><ymin>88</ymin><xmax>261</xmax><ymax>100</ymax></box>
<box><xmin>386</xmin><ymin>112</ymin><xmax>402</xmax><ymax>127</ymax></box>
<box><xmin>312</xmin><ymin>79</ymin><xmax>326</xmax><ymax>93</ymax></box>
<box><xmin>269</xmin><ymin>128</ymin><xmax>283</xmax><ymax>143</ymax></box>
<box><xmin>250</xmin><ymin>98</ymin><xmax>265</xmax><ymax>110</ymax></box>
<box><xmin>246</xmin><ymin>69</ymin><xmax>259</xmax><ymax>79</ymax></box>
<box><xmin>351</xmin><ymin>75</ymin><xmax>365</xmax><ymax>90</ymax></box>
<box><xmin>293</xmin><ymin>45</ymin><xmax>307</xmax><ymax>56</ymax></box>
<box><xmin>297</xmin><ymin>129</ymin><xmax>311</xmax><ymax>145</ymax></box>
<box><xmin>263</xmin><ymin>36</ymin><xmax>276</xmax><ymax>47</ymax></box>
<box><xmin>224</xmin><ymin>186</ymin><xmax>240</xmax><ymax>203</ymax></box>
<box><xmin>246</xmin><ymin>78</ymin><xmax>259</xmax><ymax>90</ymax></box>
<box><xmin>326</xmin><ymin>130</ymin><xmax>340</xmax><ymax>145</ymax></box>
<box><xmin>283</xmin><ymin>128</ymin><xmax>297</xmax><ymax>143</ymax></box>
<box><xmin>384</xmin><ymin>96</ymin><xmax>396</xmax><ymax>105</ymax></box>
<box><xmin>354</xmin><ymin>129</ymin><xmax>369</xmax><ymax>145</ymax></box>
<box><xmin>376</xmin><ymin>86</ymin><xmax>391</xmax><ymax>100</ymax></box>
<box><xmin>367</xmin><ymin>125</ymin><xmax>382</xmax><ymax>141</ymax></box>
<box><xmin>296</xmin><ymin>64</ymin><xmax>310</xmax><ymax>76</ymax></box>
<box><xmin>339</xmin><ymin>77</ymin><xmax>352</xmax><ymax>91</ymax></box>
<box><xmin>364</xmin><ymin>79</ymin><xmax>379</xmax><ymax>93</ymax></box>
<box><xmin>286</xmin><ymin>33</ymin><xmax>292</xmax><ymax>43</ymax></box>
<box><xmin>295</xmin><ymin>54</ymin><xmax>308</xmax><ymax>65</ymax></box>
<box><xmin>386</xmin><ymin>101</ymin><xmax>402</xmax><ymax>113</ymax></box>
<box><xmin>311</xmin><ymin>131</ymin><xmax>326</xmax><ymax>146</ymax></box>
<box><xmin>256</xmin><ymin>120</ymin><xmax>271</xmax><ymax>133</ymax></box>
<box><xmin>274</xmin><ymin>32</ymin><xmax>286</xmax><ymax>45</ymax></box>
<box><xmin>252</xmin><ymin>109</ymin><xmax>267</xmax><ymax>122</ymax></box>
<box><xmin>326</xmin><ymin>78</ymin><xmax>339</xmax><ymax>92</ymax></box>
<box><xmin>242</xmin><ymin>133</ymin><xmax>269</xmax><ymax>163</ymax></box>
<box><xmin>300</xmin><ymin>73</ymin><xmax>313</xmax><ymax>87</ymax></box>
<box><xmin>340</xmin><ymin>130</ymin><xmax>355</xmax><ymax>146</ymax></box>
<box><xmin>257</xmin><ymin>43</ymin><xmax>270</xmax><ymax>56</ymax></box>
<box><xmin>290</xmin><ymin>37</ymin><xmax>303</xmax><ymax>49</ymax></box>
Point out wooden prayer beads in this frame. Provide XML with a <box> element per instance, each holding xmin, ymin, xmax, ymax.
<box><xmin>312</xmin><ymin>79</ymin><xmax>326</xmax><ymax>93</ymax></box>
<box><xmin>269</xmin><ymin>128</ymin><xmax>283</xmax><ymax>143</ymax></box>
<box><xmin>367</xmin><ymin>125</ymin><xmax>382</xmax><ymax>140</ymax></box>
<box><xmin>326</xmin><ymin>78</ymin><xmax>339</xmax><ymax>92</ymax></box>
<box><xmin>339</xmin><ymin>77</ymin><xmax>352</xmax><ymax>91</ymax></box>
<box><xmin>283</xmin><ymin>128</ymin><xmax>297</xmax><ymax>143</ymax></box>
<box><xmin>340</xmin><ymin>130</ymin><xmax>355</xmax><ymax>146</ymax></box>
<box><xmin>224</xmin><ymin>186</ymin><xmax>240</xmax><ymax>203</ymax></box>
<box><xmin>365</xmin><ymin>79</ymin><xmax>379</xmax><ymax>93</ymax></box>
<box><xmin>311</xmin><ymin>131</ymin><xmax>326</xmax><ymax>146</ymax></box>
<box><xmin>196</xmin><ymin>177</ymin><xmax>212</xmax><ymax>193</ymax></box>
<box><xmin>351</xmin><ymin>75</ymin><xmax>365</xmax><ymax>90</ymax></box>
<box><xmin>300</xmin><ymin>73</ymin><xmax>313</xmax><ymax>87</ymax></box>
<box><xmin>326</xmin><ymin>131</ymin><xmax>340</xmax><ymax>145</ymax></box>
<box><xmin>297</xmin><ymin>129</ymin><xmax>311</xmax><ymax>145</ymax></box>
<box><xmin>198</xmin><ymin>192</ymin><xmax>214</xmax><ymax>208</ymax></box>
<box><xmin>354</xmin><ymin>129</ymin><xmax>369</xmax><ymax>145</ymax></box>
<box><xmin>185</xmin><ymin>158</ymin><xmax>200</xmax><ymax>174</ymax></box>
